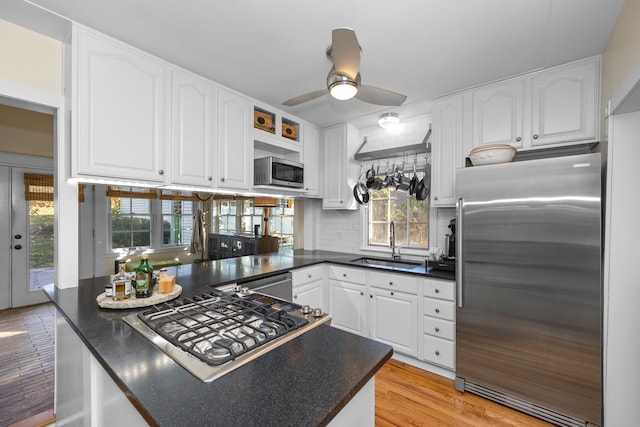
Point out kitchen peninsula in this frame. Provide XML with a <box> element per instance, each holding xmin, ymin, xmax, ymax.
<box><xmin>45</xmin><ymin>252</ymin><xmax>410</xmax><ymax>427</ymax></box>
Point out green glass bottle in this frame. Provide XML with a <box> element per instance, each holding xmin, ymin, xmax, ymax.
<box><xmin>135</xmin><ymin>254</ymin><xmax>154</xmax><ymax>298</ymax></box>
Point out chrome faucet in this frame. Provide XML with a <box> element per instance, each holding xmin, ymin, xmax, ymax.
<box><xmin>390</xmin><ymin>222</ymin><xmax>400</xmax><ymax>260</ymax></box>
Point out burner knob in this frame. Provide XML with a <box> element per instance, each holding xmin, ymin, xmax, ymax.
<box><xmin>312</xmin><ymin>308</ymin><xmax>323</xmax><ymax>318</ymax></box>
<box><xmin>301</xmin><ymin>305</ymin><xmax>312</xmax><ymax>314</ymax></box>
<box><xmin>240</xmin><ymin>287</ymin><xmax>250</xmax><ymax>295</ymax></box>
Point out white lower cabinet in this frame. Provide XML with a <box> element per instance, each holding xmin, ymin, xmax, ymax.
<box><xmin>421</xmin><ymin>278</ymin><xmax>456</xmax><ymax>370</ymax></box>
<box><xmin>368</xmin><ymin>287</ymin><xmax>418</xmax><ymax>357</ymax></box>
<box><xmin>292</xmin><ymin>264</ymin><xmax>326</xmax><ymax>309</ymax></box>
<box><xmin>320</xmin><ymin>264</ymin><xmax>457</xmax><ymax>377</ymax></box>
<box><xmin>328</xmin><ymin>279</ymin><xmax>367</xmax><ymax>336</ymax></box>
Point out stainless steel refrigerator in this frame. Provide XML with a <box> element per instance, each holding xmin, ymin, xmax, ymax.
<box><xmin>455</xmin><ymin>153</ymin><xmax>602</xmax><ymax>427</ymax></box>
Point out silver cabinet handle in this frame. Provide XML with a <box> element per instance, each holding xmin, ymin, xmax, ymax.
<box><xmin>370</xmin><ymin>294</ymin><xmax>373</xmax><ymax>298</ymax></box>
<box><xmin>435</xmin><ymin>327</ymin><xmax>440</xmax><ymax>332</ymax></box>
<box><xmin>389</xmin><ymin>281</ymin><xmax>393</xmax><ymax>286</ymax></box>
<box><xmin>343</xmin><ymin>273</ymin><xmax>347</xmax><ymax>278</ymax></box>
<box><xmin>158</xmin><ymin>169</ymin><xmax>164</xmax><ymax>175</ymax></box>
<box><xmin>434</xmin><ymin>196</ymin><xmax>439</xmax><ymax>200</ymax></box>
<box><xmin>293</xmin><ymin>295</ymin><xmax>298</xmax><ymax>299</ymax></box>
<box><xmin>533</xmin><ymin>134</ymin><xmax>539</xmax><ymax>140</ymax></box>
<box><xmin>360</xmin><ymin>291</ymin><xmax>364</xmax><ymax>296</ymax></box>
<box><xmin>435</xmin><ymin>351</ymin><xmax>440</xmax><ymax>356</ymax></box>
<box><xmin>208</xmin><ymin>176</ymin><xmax>213</xmax><ymax>181</ymax></box>
<box><xmin>220</xmin><ymin>177</ymin><xmax>225</xmax><ymax>182</ymax></box>
<box><xmin>435</xmin><ymin>308</ymin><xmax>440</xmax><ymax>313</ymax></box>
<box><xmin>308</xmin><ymin>274</ymin><xmax>312</xmax><ymax>279</ymax></box>
<box><xmin>435</xmin><ymin>288</ymin><xmax>439</xmax><ymax>294</ymax></box>
<box><xmin>516</xmin><ymin>137</ymin><xmax>521</xmax><ymax>142</ymax></box>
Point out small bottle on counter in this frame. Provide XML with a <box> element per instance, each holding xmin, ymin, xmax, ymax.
<box><xmin>135</xmin><ymin>254</ymin><xmax>154</xmax><ymax>298</ymax></box>
<box><xmin>113</xmin><ymin>260</ymin><xmax>132</xmax><ymax>300</ymax></box>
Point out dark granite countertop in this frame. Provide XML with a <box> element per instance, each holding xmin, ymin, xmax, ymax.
<box><xmin>44</xmin><ymin>251</ymin><xmax>452</xmax><ymax>426</ymax></box>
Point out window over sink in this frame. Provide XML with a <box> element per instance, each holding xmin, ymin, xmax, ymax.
<box><xmin>366</xmin><ymin>188</ymin><xmax>429</xmax><ymax>251</ymax></box>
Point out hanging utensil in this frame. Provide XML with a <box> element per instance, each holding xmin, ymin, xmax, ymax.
<box><xmin>409</xmin><ymin>157</ymin><xmax>418</xmax><ymax>195</ymax></box>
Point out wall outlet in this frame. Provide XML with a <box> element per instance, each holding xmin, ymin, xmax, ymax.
<box><xmin>336</xmin><ymin>231</ymin><xmax>342</xmax><ymax>239</ymax></box>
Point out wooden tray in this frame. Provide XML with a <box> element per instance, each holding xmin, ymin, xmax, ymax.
<box><xmin>96</xmin><ymin>284</ymin><xmax>182</xmax><ymax>309</ymax></box>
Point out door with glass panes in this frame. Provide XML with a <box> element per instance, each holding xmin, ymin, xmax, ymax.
<box><xmin>0</xmin><ymin>166</ymin><xmax>53</xmax><ymax>308</ymax></box>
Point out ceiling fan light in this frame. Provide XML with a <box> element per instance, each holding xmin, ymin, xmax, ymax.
<box><xmin>378</xmin><ymin>113</ymin><xmax>400</xmax><ymax>129</ymax></box>
<box><xmin>327</xmin><ymin>72</ymin><xmax>358</xmax><ymax>100</ymax></box>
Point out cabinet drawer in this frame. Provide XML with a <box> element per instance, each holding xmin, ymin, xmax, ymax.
<box><xmin>292</xmin><ymin>265</ymin><xmax>325</xmax><ymax>286</ymax></box>
<box><xmin>423</xmin><ymin>298</ymin><xmax>455</xmax><ymax>321</ymax></box>
<box><xmin>422</xmin><ymin>278</ymin><xmax>454</xmax><ymax>301</ymax></box>
<box><xmin>369</xmin><ymin>271</ymin><xmax>418</xmax><ymax>294</ymax></box>
<box><xmin>423</xmin><ymin>316</ymin><xmax>455</xmax><ymax>341</ymax></box>
<box><xmin>422</xmin><ymin>335</ymin><xmax>455</xmax><ymax>369</ymax></box>
<box><xmin>327</xmin><ymin>265</ymin><xmax>366</xmax><ymax>284</ymax></box>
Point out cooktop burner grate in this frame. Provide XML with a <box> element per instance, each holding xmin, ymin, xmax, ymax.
<box><xmin>136</xmin><ymin>291</ymin><xmax>309</xmax><ymax>366</ymax></box>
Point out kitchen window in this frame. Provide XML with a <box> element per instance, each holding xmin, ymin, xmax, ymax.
<box><xmin>108</xmin><ymin>186</ymin><xmax>197</xmax><ymax>250</ymax></box>
<box><xmin>367</xmin><ymin>188</ymin><xmax>429</xmax><ymax>250</ymax></box>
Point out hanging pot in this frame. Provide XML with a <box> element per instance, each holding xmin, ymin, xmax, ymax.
<box><xmin>353</xmin><ymin>182</ymin><xmax>370</xmax><ymax>205</ymax></box>
<box><xmin>415</xmin><ymin>160</ymin><xmax>430</xmax><ymax>201</ymax></box>
<box><xmin>408</xmin><ymin>158</ymin><xmax>418</xmax><ymax>195</ymax></box>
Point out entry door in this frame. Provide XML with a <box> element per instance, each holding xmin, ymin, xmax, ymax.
<box><xmin>0</xmin><ymin>166</ymin><xmax>53</xmax><ymax>309</ymax></box>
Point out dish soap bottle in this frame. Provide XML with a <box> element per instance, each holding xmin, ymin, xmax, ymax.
<box><xmin>135</xmin><ymin>254</ymin><xmax>154</xmax><ymax>298</ymax></box>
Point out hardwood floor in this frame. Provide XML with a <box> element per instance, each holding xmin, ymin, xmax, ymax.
<box><xmin>0</xmin><ymin>303</ymin><xmax>55</xmax><ymax>427</ymax></box>
<box><xmin>375</xmin><ymin>359</ymin><xmax>554</xmax><ymax>427</ymax></box>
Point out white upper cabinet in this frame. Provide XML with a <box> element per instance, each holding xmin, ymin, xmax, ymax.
<box><xmin>472</xmin><ymin>79</ymin><xmax>526</xmax><ymax>149</ymax></box>
<box><xmin>431</xmin><ymin>94</ymin><xmax>463</xmax><ymax>207</ymax></box>
<box><xmin>170</xmin><ymin>69</ymin><xmax>217</xmax><ymax>187</ymax></box>
<box><xmin>322</xmin><ymin>123</ymin><xmax>360</xmax><ymax>210</ymax></box>
<box><xmin>217</xmin><ymin>89</ymin><xmax>253</xmax><ymax>190</ymax></box>
<box><xmin>302</xmin><ymin>124</ymin><xmax>322</xmax><ymax>197</ymax></box>
<box><xmin>531</xmin><ymin>59</ymin><xmax>599</xmax><ymax>146</ymax></box>
<box><xmin>74</xmin><ymin>26</ymin><xmax>169</xmax><ymax>183</ymax></box>
<box><xmin>467</xmin><ymin>56</ymin><xmax>600</xmax><ymax>154</ymax></box>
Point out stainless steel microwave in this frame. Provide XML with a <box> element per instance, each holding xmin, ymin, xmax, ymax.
<box><xmin>254</xmin><ymin>157</ymin><xmax>304</xmax><ymax>188</ymax></box>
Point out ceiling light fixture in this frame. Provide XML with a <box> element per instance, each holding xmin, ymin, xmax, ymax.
<box><xmin>378</xmin><ymin>113</ymin><xmax>400</xmax><ymax>129</ymax></box>
<box><xmin>327</xmin><ymin>72</ymin><xmax>358</xmax><ymax>101</ymax></box>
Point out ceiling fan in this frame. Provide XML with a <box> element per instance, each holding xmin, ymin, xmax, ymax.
<box><xmin>282</xmin><ymin>28</ymin><xmax>407</xmax><ymax>107</ymax></box>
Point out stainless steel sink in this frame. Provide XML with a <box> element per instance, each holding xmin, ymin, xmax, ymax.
<box><xmin>349</xmin><ymin>257</ymin><xmax>422</xmax><ymax>271</ymax></box>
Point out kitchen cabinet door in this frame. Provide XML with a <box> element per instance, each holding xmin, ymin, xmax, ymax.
<box><xmin>472</xmin><ymin>80</ymin><xmax>526</xmax><ymax>150</ymax></box>
<box><xmin>171</xmin><ymin>69</ymin><xmax>217</xmax><ymax>187</ymax></box>
<box><xmin>531</xmin><ymin>59</ymin><xmax>598</xmax><ymax>147</ymax></box>
<box><xmin>430</xmin><ymin>94</ymin><xmax>463</xmax><ymax>207</ymax></box>
<box><xmin>327</xmin><ymin>279</ymin><xmax>367</xmax><ymax>336</ymax></box>
<box><xmin>369</xmin><ymin>287</ymin><xmax>418</xmax><ymax>357</ymax></box>
<box><xmin>293</xmin><ymin>280</ymin><xmax>325</xmax><ymax>310</ymax></box>
<box><xmin>302</xmin><ymin>124</ymin><xmax>322</xmax><ymax>197</ymax></box>
<box><xmin>322</xmin><ymin>123</ymin><xmax>359</xmax><ymax>210</ymax></box>
<box><xmin>217</xmin><ymin>88</ymin><xmax>252</xmax><ymax>190</ymax></box>
<box><xmin>74</xmin><ymin>27</ymin><xmax>168</xmax><ymax>183</ymax></box>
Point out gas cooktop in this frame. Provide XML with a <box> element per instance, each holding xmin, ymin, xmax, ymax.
<box><xmin>123</xmin><ymin>290</ymin><xmax>331</xmax><ymax>382</ymax></box>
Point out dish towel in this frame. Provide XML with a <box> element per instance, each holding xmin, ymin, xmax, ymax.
<box><xmin>190</xmin><ymin>208</ymin><xmax>204</xmax><ymax>254</ymax></box>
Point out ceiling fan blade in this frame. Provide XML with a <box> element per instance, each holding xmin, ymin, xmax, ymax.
<box><xmin>332</xmin><ymin>28</ymin><xmax>360</xmax><ymax>80</ymax></box>
<box><xmin>356</xmin><ymin>85</ymin><xmax>407</xmax><ymax>106</ymax></box>
<box><xmin>282</xmin><ymin>88</ymin><xmax>329</xmax><ymax>106</ymax></box>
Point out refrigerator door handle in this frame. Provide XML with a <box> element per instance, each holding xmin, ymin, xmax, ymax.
<box><xmin>456</xmin><ymin>197</ymin><xmax>463</xmax><ymax>308</ymax></box>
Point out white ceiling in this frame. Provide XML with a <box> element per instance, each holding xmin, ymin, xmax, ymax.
<box><xmin>16</xmin><ymin>0</ymin><xmax>625</xmax><ymax>128</ymax></box>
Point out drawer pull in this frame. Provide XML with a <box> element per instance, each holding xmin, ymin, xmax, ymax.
<box><xmin>390</xmin><ymin>291</ymin><xmax>394</xmax><ymax>296</ymax></box>
<box><xmin>435</xmin><ymin>327</ymin><xmax>440</xmax><ymax>332</ymax></box>
<box><xmin>360</xmin><ymin>291</ymin><xmax>364</xmax><ymax>296</ymax></box>
<box><xmin>308</xmin><ymin>274</ymin><xmax>312</xmax><ymax>279</ymax></box>
<box><xmin>389</xmin><ymin>281</ymin><xmax>393</xmax><ymax>286</ymax></box>
<box><xmin>435</xmin><ymin>308</ymin><xmax>440</xmax><ymax>313</ymax></box>
<box><xmin>435</xmin><ymin>351</ymin><xmax>440</xmax><ymax>356</ymax></box>
<box><xmin>294</xmin><ymin>295</ymin><xmax>298</xmax><ymax>299</ymax></box>
<box><xmin>343</xmin><ymin>273</ymin><xmax>347</xmax><ymax>278</ymax></box>
<box><xmin>435</xmin><ymin>288</ymin><xmax>440</xmax><ymax>293</ymax></box>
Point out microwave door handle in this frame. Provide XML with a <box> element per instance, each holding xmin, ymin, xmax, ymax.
<box><xmin>456</xmin><ymin>197</ymin><xmax>464</xmax><ymax>309</ymax></box>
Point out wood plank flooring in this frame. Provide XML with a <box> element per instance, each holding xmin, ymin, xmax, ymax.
<box><xmin>376</xmin><ymin>359</ymin><xmax>554</xmax><ymax>427</ymax></box>
<box><xmin>0</xmin><ymin>303</ymin><xmax>55</xmax><ymax>427</ymax></box>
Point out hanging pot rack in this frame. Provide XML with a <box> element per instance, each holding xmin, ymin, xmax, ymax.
<box><xmin>353</xmin><ymin>125</ymin><xmax>431</xmax><ymax>162</ymax></box>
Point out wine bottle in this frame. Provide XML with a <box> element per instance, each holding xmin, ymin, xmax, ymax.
<box><xmin>113</xmin><ymin>260</ymin><xmax>131</xmax><ymax>300</ymax></box>
<box><xmin>135</xmin><ymin>254</ymin><xmax>154</xmax><ymax>298</ymax></box>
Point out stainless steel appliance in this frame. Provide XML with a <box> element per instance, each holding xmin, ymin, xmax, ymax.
<box><xmin>254</xmin><ymin>156</ymin><xmax>304</xmax><ymax>188</ymax></box>
<box><xmin>455</xmin><ymin>153</ymin><xmax>602</xmax><ymax>427</ymax></box>
<box><xmin>123</xmin><ymin>284</ymin><xmax>330</xmax><ymax>383</ymax></box>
